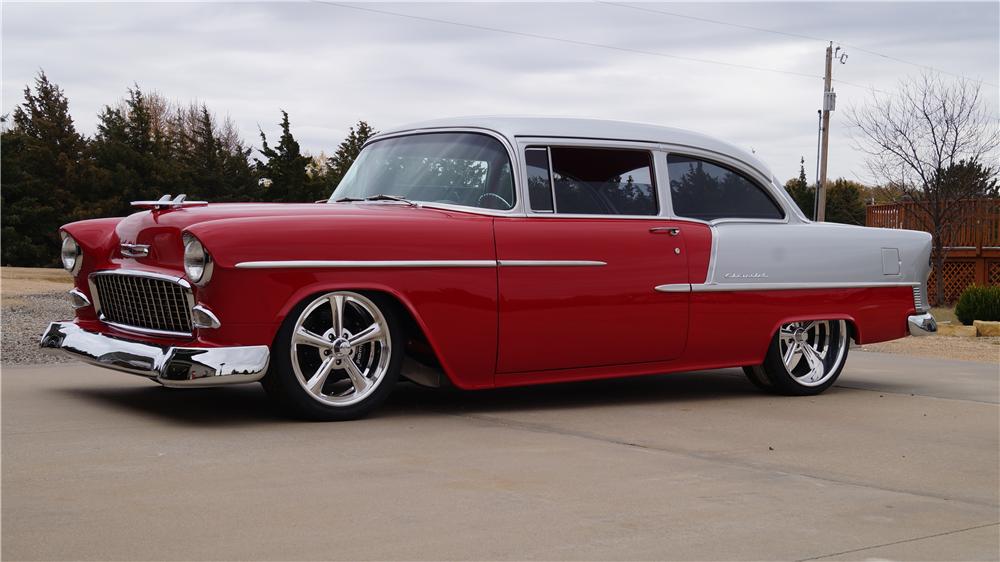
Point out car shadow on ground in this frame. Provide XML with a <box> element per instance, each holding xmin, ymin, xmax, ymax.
<box><xmin>389</xmin><ymin>368</ymin><xmax>764</xmax><ymax>417</ymax></box>
<box><xmin>51</xmin><ymin>367</ymin><xmax>772</xmax><ymax>426</ymax></box>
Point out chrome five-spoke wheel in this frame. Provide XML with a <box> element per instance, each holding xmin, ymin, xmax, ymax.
<box><xmin>744</xmin><ymin>319</ymin><xmax>849</xmax><ymax>396</ymax></box>
<box><xmin>264</xmin><ymin>291</ymin><xmax>403</xmax><ymax>420</ymax></box>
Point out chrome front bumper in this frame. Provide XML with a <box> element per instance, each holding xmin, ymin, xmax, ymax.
<box><xmin>39</xmin><ymin>322</ymin><xmax>269</xmax><ymax>387</ymax></box>
<box><xmin>907</xmin><ymin>312</ymin><xmax>938</xmax><ymax>336</ymax></box>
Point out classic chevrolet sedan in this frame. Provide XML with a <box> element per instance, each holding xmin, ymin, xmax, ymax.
<box><xmin>41</xmin><ymin>117</ymin><xmax>937</xmax><ymax>420</ymax></box>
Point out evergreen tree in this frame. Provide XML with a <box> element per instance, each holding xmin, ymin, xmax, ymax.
<box><xmin>1</xmin><ymin>71</ymin><xmax>88</xmax><ymax>266</ymax></box>
<box><xmin>2</xmin><ymin>72</ymin><xmax>375</xmax><ymax>266</ymax></box>
<box><xmin>824</xmin><ymin>179</ymin><xmax>867</xmax><ymax>225</ymax></box>
<box><xmin>326</xmin><ymin>121</ymin><xmax>377</xmax><ymax>189</ymax></box>
<box><xmin>179</xmin><ymin>104</ymin><xmax>256</xmax><ymax>201</ymax></box>
<box><xmin>88</xmin><ymin>86</ymin><xmax>179</xmax><ymax>216</ymax></box>
<box><xmin>784</xmin><ymin>156</ymin><xmax>815</xmax><ymax>218</ymax></box>
<box><xmin>254</xmin><ymin>111</ymin><xmax>319</xmax><ymax>202</ymax></box>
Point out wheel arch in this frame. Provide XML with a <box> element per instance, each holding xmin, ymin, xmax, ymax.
<box><xmin>272</xmin><ymin>282</ymin><xmax>457</xmax><ymax>388</ymax></box>
<box><xmin>762</xmin><ymin>314</ymin><xmax>860</xmax><ymax>356</ymax></box>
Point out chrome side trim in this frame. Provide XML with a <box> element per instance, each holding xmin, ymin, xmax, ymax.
<box><xmin>236</xmin><ymin>259</ymin><xmax>609</xmax><ymax>269</ymax></box>
<box><xmin>498</xmin><ymin>260</ymin><xmax>607</xmax><ymax>267</ymax></box>
<box><xmin>691</xmin><ymin>281</ymin><xmax>921</xmax><ymax>292</ymax></box>
<box><xmin>68</xmin><ymin>288</ymin><xmax>91</xmax><ymax>309</ymax></box>
<box><xmin>39</xmin><ymin>322</ymin><xmax>269</xmax><ymax>387</ymax></box>
<box><xmin>907</xmin><ymin>313</ymin><xmax>937</xmax><ymax>336</ymax></box>
<box><xmin>235</xmin><ymin>260</ymin><xmax>497</xmax><ymax>269</ymax></box>
<box><xmin>654</xmin><ymin>283</ymin><xmax>692</xmax><ymax>293</ymax></box>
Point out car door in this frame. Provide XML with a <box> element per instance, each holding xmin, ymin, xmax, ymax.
<box><xmin>495</xmin><ymin>143</ymin><xmax>690</xmax><ymax>374</ymax></box>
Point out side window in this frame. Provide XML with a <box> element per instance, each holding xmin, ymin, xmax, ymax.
<box><xmin>524</xmin><ymin>146</ymin><xmax>658</xmax><ymax>215</ymax></box>
<box><xmin>667</xmin><ymin>155</ymin><xmax>784</xmax><ymax>221</ymax></box>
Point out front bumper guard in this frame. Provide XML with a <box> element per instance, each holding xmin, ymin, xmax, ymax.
<box><xmin>40</xmin><ymin>322</ymin><xmax>269</xmax><ymax>388</ymax></box>
<box><xmin>907</xmin><ymin>312</ymin><xmax>937</xmax><ymax>337</ymax></box>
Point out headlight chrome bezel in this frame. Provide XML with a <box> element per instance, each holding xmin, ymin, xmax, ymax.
<box><xmin>60</xmin><ymin>232</ymin><xmax>82</xmax><ymax>276</ymax></box>
<box><xmin>182</xmin><ymin>233</ymin><xmax>213</xmax><ymax>286</ymax></box>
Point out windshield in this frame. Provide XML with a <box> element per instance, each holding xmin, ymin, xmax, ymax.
<box><xmin>330</xmin><ymin>132</ymin><xmax>515</xmax><ymax>211</ymax></box>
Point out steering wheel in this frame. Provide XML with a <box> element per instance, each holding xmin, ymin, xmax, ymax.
<box><xmin>477</xmin><ymin>192</ymin><xmax>512</xmax><ymax>209</ymax></box>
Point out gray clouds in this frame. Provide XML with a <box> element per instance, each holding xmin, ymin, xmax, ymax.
<box><xmin>2</xmin><ymin>1</ymin><xmax>997</xmax><ymax>183</ymax></box>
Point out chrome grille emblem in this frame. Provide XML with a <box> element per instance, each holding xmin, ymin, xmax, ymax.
<box><xmin>120</xmin><ymin>242</ymin><xmax>150</xmax><ymax>258</ymax></box>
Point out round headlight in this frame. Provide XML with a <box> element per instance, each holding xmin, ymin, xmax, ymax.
<box><xmin>60</xmin><ymin>234</ymin><xmax>80</xmax><ymax>274</ymax></box>
<box><xmin>183</xmin><ymin>237</ymin><xmax>209</xmax><ymax>284</ymax></box>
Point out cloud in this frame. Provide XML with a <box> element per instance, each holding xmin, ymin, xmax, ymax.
<box><xmin>2</xmin><ymin>1</ymin><xmax>997</xmax><ymax>183</ymax></box>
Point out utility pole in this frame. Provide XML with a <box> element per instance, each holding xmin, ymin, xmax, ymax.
<box><xmin>816</xmin><ymin>42</ymin><xmax>847</xmax><ymax>222</ymax></box>
<box><xmin>816</xmin><ymin>43</ymin><xmax>834</xmax><ymax>221</ymax></box>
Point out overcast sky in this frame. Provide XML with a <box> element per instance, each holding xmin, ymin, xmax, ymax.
<box><xmin>3</xmin><ymin>1</ymin><xmax>998</xmax><ymax>183</ymax></box>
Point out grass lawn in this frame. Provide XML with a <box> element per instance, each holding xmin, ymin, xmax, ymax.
<box><xmin>1</xmin><ymin>267</ymin><xmax>73</xmax><ymax>303</ymax></box>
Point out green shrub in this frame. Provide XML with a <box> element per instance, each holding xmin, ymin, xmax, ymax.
<box><xmin>954</xmin><ymin>285</ymin><xmax>1000</xmax><ymax>325</ymax></box>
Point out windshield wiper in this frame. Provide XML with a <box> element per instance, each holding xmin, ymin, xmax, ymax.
<box><xmin>364</xmin><ymin>194</ymin><xmax>416</xmax><ymax>206</ymax></box>
<box><xmin>334</xmin><ymin>196</ymin><xmax>364</xmax><ymax>203</ymax></box>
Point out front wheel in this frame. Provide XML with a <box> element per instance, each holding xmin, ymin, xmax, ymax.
<box><xmin>743</xmin><ymin>319</ymin><xmax>850</xmax><ymax>396</ymax></box>
<box><xmin>263</xmin><ymin>291</ymin><xmax>403</xmax><ymax>421</ymax></box>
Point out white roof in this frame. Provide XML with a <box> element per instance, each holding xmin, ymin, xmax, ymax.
<box><xmin>377</xmin><ymin>116</ymin><xmax>774</xmax><ymax>179</ymax></box>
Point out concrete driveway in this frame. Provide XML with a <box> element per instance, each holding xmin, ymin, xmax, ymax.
<box><xmin>3</xmin><ymin>351</ymin><xmax>998</xmax><ymax>561</ymax></box>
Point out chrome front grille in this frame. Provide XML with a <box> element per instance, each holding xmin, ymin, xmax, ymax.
<box><xmin>92</xmin><ymin>272</ymin><xmax>193</xmax><ymax>335</ymax></box>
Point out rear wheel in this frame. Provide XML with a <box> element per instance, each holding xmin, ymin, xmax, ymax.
<box><xmin>263</xmin><ymin>291</ymin><xmax>403</xmax><ymax>420</ymax></box>
<box><xmin>744</xmin><ymin>319</ymin><xmax>849</xmax><ymax>396</ymax></box>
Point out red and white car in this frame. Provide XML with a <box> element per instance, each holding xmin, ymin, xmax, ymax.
<box><xmin>42</xmin><ymin>117</ymin><xmax>936</xmax><ymax>420</ymax></box>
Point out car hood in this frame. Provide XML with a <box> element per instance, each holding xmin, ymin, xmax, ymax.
<box><xmin>113</xmin><ymin>202</ymin><xmax>463</xmax><ymax>269</ymax></box>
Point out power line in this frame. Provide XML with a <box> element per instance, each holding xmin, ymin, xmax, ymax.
<box><xmin>313</xmin><ymin>1</ymin><xmax>894</xmax><ymax>94</ymax></box>
<box><xmin>596</xmin><ymin>1</ymin><xmax>999</xmax><ymax>89</ymax></box>
<box><xmin>313</xmin><ymin>1</ymin><xmax>828</xmax><ymax>82</ymax></box>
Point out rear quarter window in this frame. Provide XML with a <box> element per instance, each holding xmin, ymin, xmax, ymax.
<box><xmin>667</xmin><ymin>155</ymin><xmax>784</xmax><ymax>221</ymax></box>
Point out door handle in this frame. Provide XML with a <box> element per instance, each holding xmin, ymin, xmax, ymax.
<box><xmin>649</xmin><ymin>227</ymin><xmax>680</xmax><ymax>236</ymax></box>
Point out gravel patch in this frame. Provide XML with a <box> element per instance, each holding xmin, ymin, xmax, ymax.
<box><xmin>2</xmin><ymin>292</ymin><xmax>75</xmax><ymax>365</ymax></box>
<box><xmin>857</xmin><ymin>334</ymin><xmax>1000</xmax><ymax>363</ymax></box>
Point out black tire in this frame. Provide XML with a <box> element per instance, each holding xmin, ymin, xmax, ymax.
<box><xmin>262</xmin><ymin>291</ymin><xmax>404</xmax><ymax>421</ymax></box>
<box><xmin>743</xmin><ymin>319</ymin><xmax>850</xmax><ymax>396</ymax></box>
<box><xmin>741</xmin><ymin>365</ymin><xmax>773</xmax><ymax>391</ymax></box>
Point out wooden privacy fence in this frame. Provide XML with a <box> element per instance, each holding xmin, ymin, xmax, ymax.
<box><xmin>866</xmin><ymin>199</ymin><xmax>1000</xmax><ymax>305</ymax></box>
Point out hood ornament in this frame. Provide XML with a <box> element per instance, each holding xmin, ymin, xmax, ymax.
<box><xmin>131</xmin><ymin>194</ymin><xmax>208</xmax><ymax>210</ymax></box>
<box><xmin>120</xmin><ymin>242</ymin><xmax>150</xmax><ymax>258</ymax></box>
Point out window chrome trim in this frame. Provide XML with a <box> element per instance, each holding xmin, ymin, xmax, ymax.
<box><xmin>546</xmin><ymin>146</ymin><xmax>558</xmax><ymax>213</ymax></box>
<box><xmin>340</xmin><ymin>127</ymin><xmax>523</xmax><ymax>215</ymax></box>
<box><xmin>690</xmin><ymin>281</ymin><xmax>921</xmax><ymax>292</ymax></box>
<box><xmin>660</xmin><ymin>144</ymin><xmax>799</xmax><ymax>224</ymax></box>
<box><xmin>235</xmin><ymin>260</ymin><xmax>498</xmax><ymax>269</ymax></box>
<box><xmin>517</xmin><ymin>138</ymin><xmax>665</xmax><ymax>219</ymax></box>
<box><xmin>498</xmin><ymin>260</ymin><xmax>607</xmax><ymax>267</ymax></box>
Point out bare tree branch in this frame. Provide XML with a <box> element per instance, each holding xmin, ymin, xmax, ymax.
<box><xmin>847</xmin><ymin>72</ymin><xmax>999</xmax><ymax>304</ymax></box>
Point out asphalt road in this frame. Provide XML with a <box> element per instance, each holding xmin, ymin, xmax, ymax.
<box><xmin>3</xmin><ymin>351</ymin><xmax>998</xmax><ymax>561</ymax></box>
